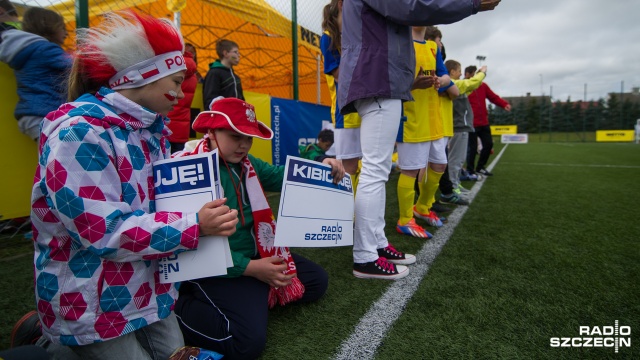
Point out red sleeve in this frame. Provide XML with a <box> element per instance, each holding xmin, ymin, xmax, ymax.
<box><xmin>483</xmin><ymin>84</ymin><xmax>509</xmax><ymax>109</ymax></box>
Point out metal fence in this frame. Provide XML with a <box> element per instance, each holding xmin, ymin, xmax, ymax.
<box><xmin>489</xmin><ymin>94</ymin><xmax>640</xmax><ymax>142</ymax></box>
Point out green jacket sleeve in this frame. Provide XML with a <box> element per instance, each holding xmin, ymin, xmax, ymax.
<box><xmin>299</xmin><ymin>144</ymin><xmax>326</xmax><ymax>161</ymax></box>
<box><xmin>249</xmin><ymin>154</ymin><xmax>285</xmax><ymax>192</ymax></box>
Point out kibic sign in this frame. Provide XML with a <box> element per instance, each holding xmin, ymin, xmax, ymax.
<box><xmin>550</xmin><ymin>320</ymin><xmax>631</xmax><ymax>353</ymax></box>
<box><xmin>275</xmin><ymin>156</ymin><xmax>354</xmax><ymax>248</ymax></box>
<box><xmin>304</xmin><ymin>224</ymin><xmax>344</xmax><ymax>244</ymax></box>
<box><xmin>153</xmin><ymin>157</ymin><xmax>212</xmax><ymax>195</ymax></box>
<box><xmin>288</xmin><ymin>160</ymin><xmax>353</xmax><ymax>192</ymax></box>
<box><xmin>159</xmin><ymin>254</ymin><xmax>180</xmax><ymax>281</ymax></box>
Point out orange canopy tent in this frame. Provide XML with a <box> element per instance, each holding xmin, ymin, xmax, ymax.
<box><xmin>50</xmin><ymin>0</ymin><xmax>330</xmax><ymax>105</ymax></box>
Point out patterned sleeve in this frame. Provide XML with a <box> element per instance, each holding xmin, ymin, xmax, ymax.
<box><xmin>39</xmin><ymin>122</ymin><xmax>199</xmax><ymax>262</ymax></box>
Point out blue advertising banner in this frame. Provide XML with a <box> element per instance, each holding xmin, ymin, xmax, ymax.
<box><xmin>270</xmin><ymin>98</ymin><xmax>331</xmax><ymax>166</ymax></box>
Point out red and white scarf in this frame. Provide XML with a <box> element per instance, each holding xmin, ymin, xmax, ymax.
<box><xmin>177</xmin><ymin>136</ymin><xmax>305</xmax><ymax>307</ymax></box>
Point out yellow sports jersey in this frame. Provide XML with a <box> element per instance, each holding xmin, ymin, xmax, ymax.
<box><xmin>321</xmin><ymin>31</ymin><xmax>361</xmax><ymax>129</ymax></box>
<box><xmin>398</xmin><ymin>40</ymin><xmax>442</xmax><ymax>143</ymax></box>
<box><xmin>441</xmin><ymin>94</ymin><xmax>454</xmax><ymax>137</ymax></box>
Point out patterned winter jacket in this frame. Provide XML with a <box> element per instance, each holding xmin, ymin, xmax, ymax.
<box><xmin>31</xmin><ymin>87</ymin><xmax>200</xmax><ymax>345</ymax></box>
<box><xmin>338</xmin><ymin>0</ymin><xmax>480</xmax><ymax>115</ymax></box>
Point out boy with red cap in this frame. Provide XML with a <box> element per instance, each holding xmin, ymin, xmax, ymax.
<box><xmin>173</xmin><ymin>97</ymin><xmax>345</xmax><ymax>359</ymax></box>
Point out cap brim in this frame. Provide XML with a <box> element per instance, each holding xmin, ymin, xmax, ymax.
<box><xmin>231</xmin><ymin>121</ymin><xmax>273</xmax><ymax>140</ymax></box>
<box><xmin>192</xmin><ymin>111</ymin><xmax>274</xmax><ymax>140</ymax></box>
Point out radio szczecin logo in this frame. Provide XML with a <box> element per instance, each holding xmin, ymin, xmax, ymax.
<box><xmin>550</xmin><ymin>320</ymin><xmax>631</xmax><ymax>353</ymax></box>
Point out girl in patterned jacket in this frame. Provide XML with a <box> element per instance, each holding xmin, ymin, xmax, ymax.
<box><xmin>29</xmin><ymin>11</ymin><xmax>238</xmax><ymax>359</ymax></box>
<box><xmin>173</xmin><ymin>97</ymin><xmax>344</xmax><ymax>359</ymax></box>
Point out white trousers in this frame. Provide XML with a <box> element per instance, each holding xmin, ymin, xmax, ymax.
<box><xmin>352</xmin><ymin>98</ymin><xmax>402</xmax><ymax>263</ymax></box>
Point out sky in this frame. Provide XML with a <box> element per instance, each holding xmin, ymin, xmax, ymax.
<box><xmin>19</xmin><ymin>0</ymin><xmax>640</xmax><ymax>102</ymax></box>
<box><xmin>270</xmin><ymin>0</ymin><xmax>640</xmax><ymax>102</ymax></box>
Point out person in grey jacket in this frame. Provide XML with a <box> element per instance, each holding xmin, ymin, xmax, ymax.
<box><xmin>339</xmin><ymin>0</ymin><xmax>501</xmax><ymax>280</ymax></box>
<box><xmin>441</xmin><ymin>61</ymin><xmax>487</xmax><ymax>205</ymax></box>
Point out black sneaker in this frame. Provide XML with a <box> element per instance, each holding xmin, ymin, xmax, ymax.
<box><xmin>476</xmin><ymin>168</ymin><xmax>493</xmax><ymax>176</ymax></box>
<box><xmin>377</xmin><ymin>244</ymin><xmax>416</xmax><ymax>265</ymax></box>
<box><xmin>440</xmin><ymin>193</ymin><xmax>469</xmax><ymax>205</ymax></box>
<box><xmin>353</xmin><ymin>257</ymin><xmax>409</xmax><ymax>279</ymax></box>
<box><xmin>10</xmin><ymin>311</ymin><xmax>42</xmax><ymax>348</ymax></box>
<box><xmin>430</xmin><ymin>201</ymin><xmax>452</xmax><ymax>214</ymax></box>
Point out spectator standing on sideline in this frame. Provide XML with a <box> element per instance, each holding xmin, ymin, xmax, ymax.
<box><xmin>0</xmin><ymin>0</ymin><xmax>20</xmax><ymax>35</ymax></box>
<box><xmin>202</xmin><ymin>39</ymin><xmax>243</xmax><ymax>109</ymax></box>
<box><xmin>465</xmin><ymin>65</ymin><xmax>511</xmax><ymax>176</ymax></box>
<box><xmin>440</xmin><ymin>60</ymin><xmax>487</xmax><ymax>205</ymax></box>
<box><xmin>339</xmin><ymin>0</ymin><xmax>502</xmax><ymax>280</ymax></box>
<box><xmin>395</xmin><ymin>26</ymin><xmax>450</xmax><ymax>240</ymax></box>
<box><xmin>424</xmin><ymin>25</ymin><xmax>459</xmax><ymax>212</ymax></box>
<box><xmin>0</xmin><ymin>7</ymin><xmax>71</xmax><ymax>141</ymax></box>
<box><xmin>166</xmin><ymin>44</ymin><xmax>198</xmax><ymax>153</ymax></box>
<box><xmin>28</xmin><ymin>12</ymin><xmax>239</xmax><ymax>359</ymax></box>
<box><xmin>321</xmin><ymin>0</ymin><xmax>363</xmax><ymax>195</ymax></box>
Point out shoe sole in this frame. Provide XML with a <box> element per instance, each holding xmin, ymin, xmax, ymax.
<box><xmin>412</xmin><ymin>211</ymin><xmax>443</xmax><ymax>228</ymax></box>
<box><xmin>396</xmin><ymin>226</ymin><xmax>432</xmax><ymax>238</ymax></box>
<box><xmin>440</xmin><ymin>198</ymin><xmax>469</xmax><ymax>206</ymax></box>
<box><xmin>353</xmin><ymin>266</ymin><xmax>410</xmax><ymax>280</ymax></box>
<box><xmin>10</xmin><ymin>310</ymin><xmax>40</xmax><ymax>348</ymax></box>
<box><xmin>386</xmin><ymin>254</ymin><xmax>417</xmax><ymax>265</ymax></box>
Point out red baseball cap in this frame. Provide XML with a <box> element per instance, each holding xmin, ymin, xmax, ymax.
<box><xmin>192</xmin><ymin>97</ymin><xmax>273</xmax><ymax>140</ymax></box>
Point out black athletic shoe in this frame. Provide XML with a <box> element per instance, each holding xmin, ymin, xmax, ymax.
<box><xmin>353</xmin><ymin>257</ymin><xmax>409</xmax><ymax>279</ymax></box>
<box><xmin>377</xmin><ymin>244</ymin><xmax>416</xmax><ymax>265</ymax></box>
<box><xmin>430</xmin><ymin>201</ymin><xmax>452</xmax><ymax>214</ymax></box>
<box><xmin>476</xmin><ymin>168</ymin><xmax>493</xmax><ymax>176</ymax></box>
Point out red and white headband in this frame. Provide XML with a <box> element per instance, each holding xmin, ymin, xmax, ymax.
<box><xmin>109</xmin><ymin>51</ymin><xmax>186</xmax><ymax>90</ymax></box>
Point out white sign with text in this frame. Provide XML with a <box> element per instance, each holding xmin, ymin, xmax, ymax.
<box><xmin>153</xmin><ymin>150</ymin><xmax>232</xmax><ymax>283</ymax></box>
<box><xmin>274</xmin><ymin>156</ymin><xmax>354</xmax><ymax>247</ymax></box>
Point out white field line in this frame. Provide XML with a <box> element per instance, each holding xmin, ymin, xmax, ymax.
<box><xmin>500</xmin><ymin>162</ymin><xmax>640</xmax><ymax>169</ymax></box>
<box><xmin>333</xmin><ymin>144</ymin><xmax>509</xmax><ymax>360</ymax></box>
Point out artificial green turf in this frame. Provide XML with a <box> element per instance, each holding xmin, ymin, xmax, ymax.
<box><xmin>377</xmin><ymin>143</ymin><xmax>640</xmax><ymax>359</ymax></box>
<box><xmin>0</xmin><ymin>235</ymin><xmax>36</xmax><ymax>350</ymax></box>
<box><xmin>2</xmin><ymin>142</ymin><xmax>638</xmax><ymax>359</ymax></box>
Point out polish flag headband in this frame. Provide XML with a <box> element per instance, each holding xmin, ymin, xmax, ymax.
<box><xmin>109</xmin><ymin>50</ymin><xmax>186</xmax><ymax>90</ymax></box>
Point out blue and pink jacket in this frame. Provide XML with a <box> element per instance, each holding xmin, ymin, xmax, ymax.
<box><xmin>31</xmin><ymin>87</ymin><xmax>200</xmax><ymax>345</ymax></box>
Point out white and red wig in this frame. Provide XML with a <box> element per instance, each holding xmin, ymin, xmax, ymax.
<box><xmin>76</xmin><ymin>11</ymin><xmax>186</xmax><ymax>91</ymax></box>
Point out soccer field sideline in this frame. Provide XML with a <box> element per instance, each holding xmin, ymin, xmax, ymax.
<box><xmin>334</xmin><ymin>145</ymin><xmax>510</xmax><ymax>359</ymax></box>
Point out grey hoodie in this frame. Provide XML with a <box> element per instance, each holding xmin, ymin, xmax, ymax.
<box><xmin>0</xmin><ymin>28</ymin><xmax>43</xmax><ymax>64</ymax></box>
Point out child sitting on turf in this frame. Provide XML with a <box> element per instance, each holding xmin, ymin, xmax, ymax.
<box><xmin>299</xmin><ymin>128</ymin><xmax>334</xmax><ymax>161</ymax></box>
<box><xmin>26</xmin><ymin>11</ymin><xmax>240</xmax><ymax>360</ymax></box>
<box><xmin>173</xmin><ymin>97</ymin><xmax>345</xmax><ymax>359</ymax></box>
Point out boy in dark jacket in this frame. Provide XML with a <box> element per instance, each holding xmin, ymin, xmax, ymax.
<box><xmin>202</xmin><ymin>39</ymin><xmax>244</xmax><ymax>108</ymax></box>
